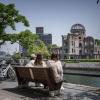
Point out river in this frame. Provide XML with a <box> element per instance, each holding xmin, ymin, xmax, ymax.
<box><xmin>64</xmin><ymin>74</ymin><xmax>100</xmax><ymax>87</ymax></box>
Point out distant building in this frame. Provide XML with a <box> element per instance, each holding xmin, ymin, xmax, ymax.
<box><xmin>42</xmin><ymin>34</ymin><xmax>52</xmax><ymax>45</ymax></box>
<box><xmin>62</xmin><ymin>23</ymin><xmax>100</xmax><ymax>59</ymax></box>
<box><xmin>94</xmin><ymin>39</ymin><xmax>100</xmax><ymax>59</ymax></box>
<box><xmin>36</xmin><ymin>27</ymin><xmax>52</xmax><ymax>45</ymax></box>
<box><xmin>83</xmin><ymin>36</ymin><xmax>94</xmax><ymax>58</ymax></box>
<box><xmin>62</xmin><ymin>24</ymin><xmax>86</xmax><ymax>59</ymax></box>
<box><xmin>36</xmin><ymin>27</ymin><xmax>44</xmax><ymax>35</ymax></box>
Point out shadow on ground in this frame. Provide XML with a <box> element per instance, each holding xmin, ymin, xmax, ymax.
<box><xmin>3</xmin><ymin>87</ymin><xmax>64</xmax><ymax>100</ymax></box>
<box><xmin>2</xmin><ymin>86</ymin><xmax>100</xmax><ymax>100</ymax></box>
<box><xmin>3</xmin><ymin>87</ymin><xmax>49</xmax><ymax>97</ymax></box>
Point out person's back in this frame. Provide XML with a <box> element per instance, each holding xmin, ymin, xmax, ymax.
<box><xmin>47</xmin><ymin>53</ymin><xmax>63</xmax><ymax>82</ymax></box>
<box><xmin>55</xmin><ymin>60</ymin><xmax>63</xmax><ymax>79</ymax></box>
<box><xmin>34</xmin><ymin>54</ymin><xmax>46</xmax><ymax>67</ymax></box>
<box><xmin>47</xmin><ymin>53</ymin><xmax>64</xmax><ymax>96</ymax></box>
<box><xmin>34</xmin><ymin>53</ymin><xmax>47</xmax><ymax>87</ymax></box>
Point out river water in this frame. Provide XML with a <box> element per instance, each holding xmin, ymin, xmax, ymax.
<box><xmin>64</xmin><ymin>74</ymin><xmax>100</xmax><ymax>87</ymax></box>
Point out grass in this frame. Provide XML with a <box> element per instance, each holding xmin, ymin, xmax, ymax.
<box><xmin>63</xmin><ymin>59</ymin><xmax>100</xmax><ymax>63</ymax></box>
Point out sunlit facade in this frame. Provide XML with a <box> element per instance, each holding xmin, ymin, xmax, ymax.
<box><xmin>62</xmin><ymin>23</ymin><xmax>100</xmax><ymax>59</ymax></box>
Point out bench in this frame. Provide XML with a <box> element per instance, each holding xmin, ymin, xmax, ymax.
<box><xmin>14</xmin><ymin>67</ymin><xmax>62</xmax><ymax>91</ymax></box>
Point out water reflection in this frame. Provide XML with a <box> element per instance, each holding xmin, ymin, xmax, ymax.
<box><xmin>64</xmin><ymin>74</ymin><xmax>100</xmax><ymax>87</ymax></box>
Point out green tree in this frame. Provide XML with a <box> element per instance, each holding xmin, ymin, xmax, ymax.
<box><xmin>12</xmin><ymin>52</ymin><xmax>21</xmax><ymax>63</ymax></box>
<box><xmin>0</xmin><ymin>33</ymin><xmax>18</xmax><ymax>43</ymax></box>
<box><xmin>95</xmin><ymin>39</ymin><xmax>100</xmax><ymax>45</ymax></box>
<box><xmin>0</xmin><ymin>3</ymin><xmax>29</xmax><ymax>45</ymax></box>
<box><xmin>47</xmin><ymin>44</ymin><xmax>58</xmax><ymax>54</ymax></box>
<box><xmin>18</xmin><ymin>30</ymin><xmax>49</xmax><ymax>57</ymax></box>
<box><xmin>18</xmin><ymin>30</ymin><xmax>38</xmax><ymax>50</ymax></box>
<box><xmin>29</xmin><ymin>40</ymin><xmax>49</xmax><ymax>57</ymax></box>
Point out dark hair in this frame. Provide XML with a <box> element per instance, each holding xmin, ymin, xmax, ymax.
<box><xmin>34</xmin><ymin>54</ymin><xmax>43</xmax><ymax>65</ymax></box>
<box><xmin>51</xmin><ymin>53</ymin><xmax>59</xmax><ymax>61</ymax></box>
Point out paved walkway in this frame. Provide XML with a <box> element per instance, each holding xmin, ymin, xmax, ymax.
<box><xmin>0</xmin><ymin>80</ymin><xmax>100</xmax><ymax>100</ymax></box>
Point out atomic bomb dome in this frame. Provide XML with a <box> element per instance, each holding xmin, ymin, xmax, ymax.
<box><xmin>70</xmin><ymin>23</ymin><xmax>86</xmax><ymax>34</ymax></box>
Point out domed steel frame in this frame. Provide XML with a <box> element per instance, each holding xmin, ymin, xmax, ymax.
<box><xmin>70</xmin><ymin>23</ymin><xmax>86</xmax><ymax>33</ymax></box>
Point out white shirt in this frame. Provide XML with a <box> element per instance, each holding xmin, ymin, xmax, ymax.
<box><xmin>47</xmin><ymin>60</ymin><xmax>63</xmax><ymax>82</ymax></box>
<box><xmin>25</xmin><ymin>60</ymin><xmax>35</xmax><ymax>67</ymax></box>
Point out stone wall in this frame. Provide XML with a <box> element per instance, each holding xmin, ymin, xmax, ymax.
<box><xmin>64</xmin><ymin>62</ymin><xmax>100</xmax><ymax>68</ymax></box>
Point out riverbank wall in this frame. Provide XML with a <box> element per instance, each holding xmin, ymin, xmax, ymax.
<box><xmin>63</xmin><ymin>62</ymin><xmax>100</xmax><ymax>76</ymax></box>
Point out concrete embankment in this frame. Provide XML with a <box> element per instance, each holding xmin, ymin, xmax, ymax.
<box><xmin>63</xmin><ymin>62</ymin><xmax>100</xmax><ymax>76</ymax></box>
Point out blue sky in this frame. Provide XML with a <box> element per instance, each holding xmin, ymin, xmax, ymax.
<box><xmin>0</xmin><ymin>0</ymin><xmax>100</xmax><ymax>46</ymax></box>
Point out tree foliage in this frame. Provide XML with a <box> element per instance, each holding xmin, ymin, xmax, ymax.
<box><xmin>95</xmin><ymin>39</ymin><xmax>100</xmax><ymax>45</ymax></box>
<box><xmin>18</xmin><ymin>30</ymin><xmax>49</xmax><ymax>57</ymax></box>
<box><xmin>0</xmin><ymin>3</ymin><xmax>29</xmax><ymax>45</ymax></box>
<box><xmin>47</xmin><ymin>44</ymin><xmax>58</xmax><ymax>54</ymax></box>
<box><xmin>0</xmin><ymin>29</ymin><xmax>49</xmax><ymax>57</ymax></box>
<box><xmin>12</xmin><ymin>52</ymin><xmax>21</xmax><ymax>60</ymax></box>
<box><xmin>18</xmin><ymin>30</ymin><xmax>38</xmax><ymax>49</ymax></box>
<box><xmin>0</xmin><ymin>3</ymin><xmax>49</xmax><ymax>57</ymax></box>
<box><xmin>12</xmin><ymin>52</ymin><xmax>21</xmax><ymax>63</ymax></box>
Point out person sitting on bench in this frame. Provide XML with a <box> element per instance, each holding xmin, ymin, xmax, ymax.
<box><xmin>46</xmin><ymin>53</ymin><xmax>63</xmax><ymax>96</ymax></box>
<box><xmin>47</xmin><ymin>53</ymin><xmax>63</xmax><ymax>85</ymax></box>
<box><xmin>34</xmin><ymin>53</ymin><xmax>47</xmax><ymax>87</ymax></box>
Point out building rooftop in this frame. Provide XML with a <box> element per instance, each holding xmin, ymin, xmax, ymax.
<box><xmin>70</xmin><ymin>23</ymin><xmax>86</xmax><ymax>33</ymax></box>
